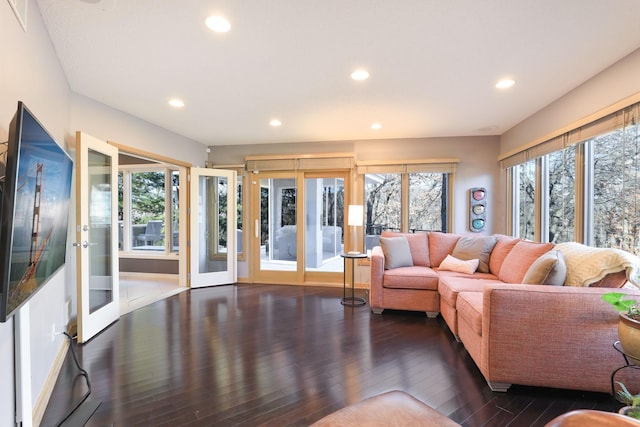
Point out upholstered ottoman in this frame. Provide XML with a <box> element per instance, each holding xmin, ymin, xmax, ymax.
<box><xmin>310</xmin><ymin>390</ymin><xmax>461</xmax><ymax>427</ymax></box>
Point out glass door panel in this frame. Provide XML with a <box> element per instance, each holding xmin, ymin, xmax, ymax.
<box><xmin>251</xmin><ymin>173</ymin><xmax>299</xmax><ymax>284</ymax></box>
<box><xmin>304</xmin><ymin>177</ymin><xmax>344</xmax><ymax>273</ymax></box>
<box><xmin>76</xmin><ymin>132</ymin><xmax>119</xmax><ymax>343</ymax></box>
<box><xmin>190</xmin><ymin>168</ymin><xmax>236</xmax><ymax>287</ymax></box>
<box><xmin>260</xmin><ymin>177</ymin><xmax>297</xmax><ymax>271</ymax></box>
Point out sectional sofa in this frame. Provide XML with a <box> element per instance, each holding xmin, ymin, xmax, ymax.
<box><xmin>370</xmin><ymin>231</ymin><xmax>640</xmax><ymax>393</ymax></box>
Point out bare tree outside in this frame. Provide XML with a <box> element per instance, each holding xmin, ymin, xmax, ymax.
<box><xmin>364</xmin><ymin>172</ymin><xmax>449</xmax><ymax>235</ymax></box>
<box><xmin>518</xmin><ymin>160</ymin><xmax>535</xmax><ymax>240</ymax></box>
<box><xmin>364</xmin><ymin>174</ymin><xmax>401</xmax><ymax>232</ymax></box>
<box><xmin>409</xmin><ymin>172</ymin><xmax>445</xmax><ymax>232</ymax></box>
<box><xmin>548</xmin><ymin>146</ymin><xmax>575</xmax><ymax>243</ymax></box>
<box><xmin>593</xmin><ymin>125</ymin><xmax>640</xmax><ymax>254</ymax></box>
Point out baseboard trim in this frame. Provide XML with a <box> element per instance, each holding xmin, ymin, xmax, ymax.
<box><xmin>33</xmin><ymin>338</ymin><xmax>70</xmax><ymax>426</ymax></box>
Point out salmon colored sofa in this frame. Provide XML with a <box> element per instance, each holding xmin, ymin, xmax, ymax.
<box><xmin>370</xmin><ymin>231</ymin><xmax>640</xmax><ymax>393</ymax></box>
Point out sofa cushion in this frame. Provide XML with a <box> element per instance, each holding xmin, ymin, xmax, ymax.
<box><xmin>383</xmin><ymin>266</ymin><xmax>439</xmax><ymax>290</ymax></box>
<box><xmin>452</xmin><ymin>236</ymin><xmax>498</xmax><ymax>273</ymax></box>
<box><xmin>438</xmin><ymin>276</ymin><xmax>503</xmax><ymax>308</ymax></box>
<box><xmin>439</xmin><ymin>254</ymin><xmax>479</xmax><ymax>275</ymax></box>
<box><xmin>381</xmin><ymin>231</ymin><xmax>430</xmax><ymax>267</ymax></box>
<box><xmin>522</xmin><ymin>250</ymin><xmax>567</xmax><ymax>286</ymax></box>
<box><xmin>429</xmin><ymin>232</ymin><xmax>461</xmax><ymax>267</ymax></box>
<box><xmin>436</xmin><ymin>270</ymin><xmax>498</xmax><ymax>281</ymax></box>
<box><xmin>457</xmin><ymin>292</ymin><xmax>483</xmax><ymax>335</ymax></box>
<box><xmin>498</xmin><ymin>240</ymin><xmax>555</xmax><ymax>283</ymax></box>
<box><xmin>489</xmin><ymin>235</ymin><xmax>521</xmax><ymax>276</ymax></box>
<box><xmin>379</xmin><ymin>236</ymin><xmax>413</xmax><ymax>269</ymax></box>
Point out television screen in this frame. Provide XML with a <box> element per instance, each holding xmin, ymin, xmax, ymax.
<box><xmin>0</xmin><ymin>102</ymin><xmax>73</xmax><ymax>322</ymax></box>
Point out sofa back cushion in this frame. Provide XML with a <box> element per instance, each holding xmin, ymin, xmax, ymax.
<box><xmin>489</xmin><ymin>234</ymin><xmax>521</xmax><ymax>275</ymax></box>
<box><xmin>381</xmin><ymin>231</ymin><xmax>430</xmax><ymax>267</ymax></box>
<box><xmin>498</xmin><ymin>240</ymin><xmax>555</xmax><ymax>283</ymax></box>
<box><xmin>379</xmin><ymin>236</ymin><xmax>414</xmax><ymax>269</ymax></box>
<box><xmin>428</xmin><ymin>232</ymin><xmax>461</xmax><ymax>267</ymax></box>
<box><xmin>451</xmin><ymin>236</ymin><xmax>498</xmax><ymax>273</ymax></box>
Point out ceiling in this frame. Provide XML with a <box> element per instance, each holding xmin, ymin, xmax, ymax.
<box><xmin>35</xmin><ymin>0</ymin><xmax>640</xmax><ymax>147</ymax></box>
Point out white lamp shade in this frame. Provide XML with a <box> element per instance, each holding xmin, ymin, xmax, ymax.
<box><xmin>347</xmin><ymin>205</ymin><xmax>364</xmax><ymax>227</ymax></box>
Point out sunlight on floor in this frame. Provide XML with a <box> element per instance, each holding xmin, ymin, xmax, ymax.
<box><xmin>119</xmin><ymin>274</ymin><xmax>184</xmax><ymax>315</ymax></box>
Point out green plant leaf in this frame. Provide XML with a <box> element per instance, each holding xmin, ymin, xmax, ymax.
<box><xmin>603</xmin><ymin>292</ymin><xmax>636</xmax><ymax>312</ymax></box>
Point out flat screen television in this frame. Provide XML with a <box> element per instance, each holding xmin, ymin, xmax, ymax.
<box><xmin>0</xmin><ymin>102</ymin><xmax>73</xmax><ymax>322</ymax></box>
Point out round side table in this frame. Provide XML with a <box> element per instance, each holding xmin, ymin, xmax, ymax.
<box><xmin>340</xmin><ymin>253</ymin><xmax>367</xmax><ymax>306</ymax></box>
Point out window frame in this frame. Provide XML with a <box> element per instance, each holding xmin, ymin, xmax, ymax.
<box><xmin>357</xmin><ymin>159</ymin><xmax>457</xmax><ymax>238</ymax></box>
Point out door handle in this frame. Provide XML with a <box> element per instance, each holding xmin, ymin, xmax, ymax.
<box><xmin>73</xmin><ymin>241</ymin><xmax>99</xmax><ymax>248</ymax></box>
<box><xmin>255</xmin><ymin>220</ymin><xmax>259</xmax><ymax>238</ymax></box>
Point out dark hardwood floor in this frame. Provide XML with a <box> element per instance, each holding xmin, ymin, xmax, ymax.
<box><xmin>41</xmin><ymin>284</ymin><xmax>620</xmax><ymax>426</ymax></box>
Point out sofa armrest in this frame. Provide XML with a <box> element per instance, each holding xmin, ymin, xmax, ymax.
<box><xmin>369</xmin><ymin>246</ymin><xmax>385</xmax><ymax>309</ymax></box>
<box><xmin>481</xmin><ymin>284</ymin><xmax>640</xmax><ymax>392</ymax></box>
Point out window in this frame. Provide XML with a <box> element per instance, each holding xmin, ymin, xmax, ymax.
<box><xmin>591</xmin><ymin>125</ymin><xmax>640</xmax><ymax>251</ymax></box>
<box><xmin>409</xmin><ymin>172</ymin><xmax>446</xmax><ymax>232</ymax></box>
<box><xmin>516</xmin><ymin>160</ymin><xmax>535</xmax><ymax>241</ymax></box>
<box><xmin>547</xmin><ymin>146</ymin><xmax>576</xmax><ymax>243</ymax></box>
<box><xmin>364</xmin><ymin>173</ymin><xmax>401</xmax><ymax>237</ymax></box>
<box><xmin>118</xmin><ymin>165</ymin><xmax>179</xmax><ymax>254</ymax></box>
<box><xmin>359</xmin><ymin>161</ymin><xmax>455</xmax><ymax>251</ymax></box>
<box><xmin>506</xmin><ymin>101</ymin><xmax>640</xmax><ymax>254</ymax></box>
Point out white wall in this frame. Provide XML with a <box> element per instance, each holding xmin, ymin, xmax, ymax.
<box><xmin>0</xmin><ymin>2</ymin><xmax>209</xmax><ymax>426</ymax></box>
<box><xmin>69</xmin><ymin>93</ymin><xmax>208</xmax><ymax>167</ymax></box>
<box><xmin>1</xmin><ymin>2</ymin><xmax>71</xmax><ymax>425</ymax></box>
<box><xmin>500</xmin><ymin>48</ymin><xmax>640</xmax><ymax>156</ymax></box>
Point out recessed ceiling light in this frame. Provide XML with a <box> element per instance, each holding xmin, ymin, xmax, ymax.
<box><xmin>270</xmin><ymin>119</ymin><xmax>282</xmax><ymax>127</ymax></box>
<box><xmin>168</xmin><ymin>99</ymin><xmax>185</xmax><ymax>108</ymax></box>
<box><xmin>371</xmin><ymin>123</ymin><xmax>382</xmax><ymax>130</ymax></box>
<box><xmin>350</xmin><ymin>69</ymin><xmax>370</xmax><ymax>81</ymax></box>
<box><xmin>206</xmin><ymin>15</ymin><xmax>231</xmax><ymax>33</ymax></box>
<box><xmin>496</xmin><ymin>79</ymin><xmax>515</xmax><ymax>89</ymax></box>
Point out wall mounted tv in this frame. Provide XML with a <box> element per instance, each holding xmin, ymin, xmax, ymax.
<box><xmin>0</xmin><ymin>102</ymin><xmax>73</xmax><ymax>322</ymax></box>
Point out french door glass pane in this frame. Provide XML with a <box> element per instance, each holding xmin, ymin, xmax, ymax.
<box><xmin>409</xmin><ymin>172</ymin><xmax>445</xmax><ymax>233</ymax></box>
<box><xmin>260</xmin><ymin>178</ymin><xmax>297</xmax><ymax>271</ymax></box>
<box><xmin>88</xmin><ymin>149</ymin><xmax>113</xmax><ymax>314</ymax></box>
<box><xmin>304</xmin><ymin>177</ymin><xmax>344</xmax><ymax>272</ymax></box>
<box><xmin>196</xmin><ymin>175</ymin><xmax>228</xmax><ymax>273</ymax></box>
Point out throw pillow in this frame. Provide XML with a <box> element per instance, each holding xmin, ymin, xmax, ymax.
<box><xmin>451</xmin><ymin>236</ymin><xmax>498</xmax><ymax>273</ymax></box>
<box><xmin>498</xmin><ymin>240</ymin><xmax>555</xmax><ymax>283</ymax></box>
<box><xmin>379</xmin><ymin>236</ymin><xmax>414</xmax><ymax>270</ymax></box>
<box><xmin>522</xmin><ymin>250</ymin><xmax>566</xmax><ymax>286</ymax></box>
<box><xmin>381</xmin><ymin>231</ymin><xmax>430</xmax><ymax>267</ymax></box>
<box><xmin>439</xmin><ymin>254</ymin><xmax>479</xmax><ymax>275</ymax></box>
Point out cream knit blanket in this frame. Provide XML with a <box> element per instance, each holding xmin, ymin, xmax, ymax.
<box><xmin>555</xmin><ymin>242</ymin><xmax>640</xmax><ymax>289</ymax></box>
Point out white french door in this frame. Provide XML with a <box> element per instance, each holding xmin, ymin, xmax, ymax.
<box><xmin>75</xmin><ymin>132</ymin><xmax>119</xmax><ymax>343</ymax></box>
<box><xmin>189</xmin><ymin>168</ymin><xmax>237</xmax><ymax>287</ymax></box>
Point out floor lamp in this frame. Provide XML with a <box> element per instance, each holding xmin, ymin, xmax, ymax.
<box><xmin>347</xmin><ymin>205</ymin><xmax>363</xmax><ymax>254</ymax></box>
